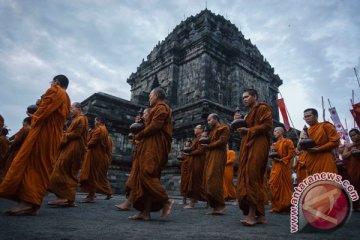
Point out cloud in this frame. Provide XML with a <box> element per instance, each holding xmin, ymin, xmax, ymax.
<box><xmin>0</xmin><ymin>0</ymin><xmax>359</xmax><ymax>136</ymax></box>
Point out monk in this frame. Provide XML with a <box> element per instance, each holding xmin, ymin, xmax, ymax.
<box><xmin>0</xmin><ymin>117</ymin><xmax>31</xmax><ymax>182</ymax></box>
<box><xmin>0</xmin><ymin>75</ymin><xmax>70</xmax><ymax>215</ymax></box>
<box><xmin>269</xmin><ymin>127</ymin><xmax>295</xmax><ymax>213</ymax></box>
<box><xmin>80</xmin><ymin>116</ymin><xmax>113</xmax><ymax>202</ymax></box>
<box><xmin>301</xmin><ymin>108</ymin><xmax>339</xmax><ymax>175</ymax></box>
<box><xmin>183</xmin><ymin>125</ymin><xmax>206</xmax><ymax>209</ymax></box>
<box><xmin>202</xmin><ymin>113</ymin><xmax>230</xmax><ymax>215</ymax></box>
<box><xmin>294</xmin><ymin>131</ymin><xmax>308</xmax><ymax>184</ymax></box>
<box><xmin>115</xmin><ymin>108</ymin><xmax>150</xmax><ymax>211</ymax></box>
<box><xmin>0</xmin><ymin>114</ymin><xmax>4</xmax><ymax>130</ymax></box>
<box><xmin>180</xmin><ymin>140</ymin><xmax>192</xmax><ymax>205</ymax></box>
<box><xmin>47</xmin><ymin>102</ymin><xmax>88</xmax><ymax>207</ymax></box>
<box><xmin>0</xmin><ymin>128</ymin><xmax>10</xmax><ymax>176</ymax></box>
<box><xmin>223</xmin><ymin>145</ymin><xmax>236</xmax><ymax>201</ymax></box>
<box><xmin>128</xmin><ymin>87</ymin><xmax>174</xmax><ymax>221</ymax></box>
<box><xmin>341</xmin><ymin>128</ymin><xmax>360</xmax><ymax>211</ymax></box>
<box><xmin>236</xmin><ymin>88</ymin><xmax>273</xmax><ymax>226</ymax></box>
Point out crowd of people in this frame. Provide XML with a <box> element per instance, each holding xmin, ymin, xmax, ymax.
<box><xmin>0</xmin><ymin>75</ymin><xmax>359</xmax><ymax>226</ymax></box>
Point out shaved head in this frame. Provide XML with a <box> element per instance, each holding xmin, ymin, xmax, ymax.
<box><xmin>274</xmin><ymin>127</ymin><xmax>285</xmax><ymax>133</ymax></box>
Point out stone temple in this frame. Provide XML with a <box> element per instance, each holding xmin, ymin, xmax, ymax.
<box><xmin>81</xmin><ymin>9</ymin><xmax>283</xmax><ymax>194</ymax></box>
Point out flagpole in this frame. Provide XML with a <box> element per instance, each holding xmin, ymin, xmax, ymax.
<box><xmin>279</xmin><ymin>91</ymin><xmax>299</xmax><ymax>138</ymax></box>
<box><xmin>354</xmin><ymin>67</ymin><xmax>360</xmax><ymax>88</ymax></box>
<box><xmin>322</xmin><ymin>96</ymin><xmax>325</xmax><ymax>121</ymax></box>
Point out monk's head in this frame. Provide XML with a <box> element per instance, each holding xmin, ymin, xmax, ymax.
<box><xmin>194</xmin><ymin>124</ymin><xmax>204</xmax><ymax>135</ymax></box>
<box><xmin>23</xmin><ymin>117</ymin><xmax>31</xmax><ymax>129</ymax></box>
<box><xmin>0</xmin><ymin>127</ymin><xmax>8</xmax><ymax>136</ymax></box>
<box><xmin>349</xmin><ymin>128</ymin><xmax>360</xmax><ymax>143</ymax></box>
<box><xmin>303</xmin><ymin>108</ymin><xmax>318</xmax><ymax>126</ymax></box>
<box><xmin>273</xmin><ymin>127</ymin><xmax>285</xmax><ymax>139</ymax></box>
<box><xmin>95</xmin><ymin>116</ymin><xmax>105</xmax><ymax>127</ymax></box>
<box><xmin>149</xmin><ymin>87</ymin><xmax>166</xmax><ymax>107</ymax></box>
<box><xmin>242</xmin><ymin>89</ymin><xmax>258</xmax><ymax>108</ymax></box>
<box><xmin>207</xmin><ymin>113</ymin><xmax>220</xmax><ymax>128</ymax></box>
<box><xmin>52</xmin><ymin>75</ymin><xmax>69</xmax><ymax>90</ymax></box>
<box><xmin>70</xmin><ymin>102</ymin><xmax>82</xmax><ymax>117</ymax></box>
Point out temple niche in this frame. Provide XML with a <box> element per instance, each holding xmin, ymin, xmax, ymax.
<box><xmin>82</xmin><ymin>9</ymin><xmax>283</xmax><ymax>194</ymax></box>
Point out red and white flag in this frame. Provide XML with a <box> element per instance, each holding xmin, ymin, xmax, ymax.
<box><xmin>329</xmin><ymin>107</ymin><xmax>350</xmax><ymax>142</ymax></box>
<box><xmin>277</xmin><ymin>98</ymin><xmax>291</xmax><ymax>131</ymax></box>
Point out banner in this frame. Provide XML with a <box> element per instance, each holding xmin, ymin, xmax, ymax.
<box><xmin>351</xmin><ymin>102</ymin><xmax>360</xmax><ymax>129</ymax></box>
<box><xmin>277</xmin><ymin>98</ymin><xmax>291</xmax><ymax>131</ymax></box>
<box><xmin>329</xmin><ymin>107</ymin><xmax>350</xmax><ymax>142</ymax></box>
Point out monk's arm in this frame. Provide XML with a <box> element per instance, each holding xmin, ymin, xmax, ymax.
<box><xmin>190</xmin><ymin>142</ymin><xmax>205</xmax><ymax>156</ymax></box>
<box><xmin>10</xmin><ymin>128</ymin><xmax>27</xmax><ymax>149</ymax></box>
<box><xmin>281</xmin><ymin>140</ymin><xmax>295</xmax><ymax>164</ymax></box>
<box><xmin>64</xmin><ymin>118</ymin><xmax>86</xmax><ymax>142</ymax></box>
<box><xmin>135</xmin><ymin>106</ymin><xmax>168</xmax><ymax>140</ymax></box>
<box><xmin>248</xmin><ymin>106</ymin><xmax>273</xmax><ymax>137</ymax></box>
<box><xmin>316</xmin><ymin>124</ymin><xmax>340</xmax><ymax>152</ymax></box>
<box><xmin>226</xmin><ymin>151</ymin><xmax>236</xmax><ymax>165</ymax></box>
<box><xmin>31</xmin><ymin>86</ymin><xmax>65</xmax><ymax>127</ymax></box>
<box><xmin>87</xmin><ymin>128</ymin><xmax>101</xmax><ymax>148</ymax></box>
<box><xmin>207</xmin><ymin>127</ymin><xmax>230</xmax><ymax>150</ymax></box>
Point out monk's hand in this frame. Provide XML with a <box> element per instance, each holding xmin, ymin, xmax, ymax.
<box><xmin>236</xmin><ymin>127</ymin><xmax>249</xmax><ymax>135</ymax></box>
<box><xmin>135</xmin><ymin>115</ymin><xmax>142</xmax><ymax>123</ymax></box>
<box><xmin>306</xmin><ymin>147</ymin><xmax>319</xmax><ymax>153</ymax></box>
<box><xmin>273</xmin><ymin>158</ymin><xmax>282</xmax><ymax>162</ymax></box>
<box><xmin>134</xmin><ymin>140</ymin><xmax>140</xmax><ymax>145</ymax></box>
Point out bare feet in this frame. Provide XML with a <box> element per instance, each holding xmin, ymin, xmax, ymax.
<box><xmin>256</xmin><ymin>216</ymin><xmax>267</xmax><ymax>224</ymax></box>
<box><xmin>207</xmin><ymin>206</ymin><xmax>226</xmax><ymax>215</ymax></box>
<box><xmin>115</xmin><ymin>200</ymin><xmax>132</xmax><ymax>211</ymax></box>
<box><xmin>240</xmin><ymin>216</ymin><xmax>257</xmax><ymax>226</ymax></box>
<box><xmin>80</xmin><ymin>197</ymin><xmax>95</xmax><ymax>203</ymax></box>
<box><xmin>48</xmin><ymin>198</ymin><xmax>68</xmax><ymax>205</ymax></box>
<box><xmin>105</xmin><ymin>195</ymin><xmax>113</xmax><ymax>200</ymax></box>
<box><xmin>184</xmin><ymin>204</ymin><xmax>194</xmax><ymax>209</ymax></box>
<box><xmin>128</xmin><ymin>212</ymin><xmax>150</xmax><ymax>221</ymax></box>
<box><xmin>5</xmin><ymin>202</ymin><xmax>39</xmax><ymax>216</ymax></box>
<box><xmin>160</xmin><ymin>200</ymin><xmax>174</xmax><ymax>219</ymax></box>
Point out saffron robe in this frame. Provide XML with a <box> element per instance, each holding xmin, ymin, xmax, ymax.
<box><xmin>80</xmin><ymin>124</ymin><xmax>112</xmax><ymax>196</ymax></box>
<box><xmin>0</xmin><ymin>127</ymin><xmax>30</xmax><ymax>182</ymax></box>
<box><xmin>269</xmin><ymin>138</ymin><xmax>295</xmax><ymax>212</ymax></box>
<box><xmin>0</xmin><ymin>84</ymin><xmax>70</xmax><ymax>207</ymax></box>
<box><xmin>48</xmin><ymin>114</ymin><xmax>88</xmax><ymax>202</ymax></box>
<box><xmin>203</xmin><ymin>124</ymin><xmax>230</xmax><ymax>209</ymax></box>
<box><xmin>343</xmin><ymin>142</ymin><xmax>360</xmax><ymax>209</ymax></box>
<box><xmin>131</xmin><ymin>102</ymin><xmax>173</xmax><ymax>211</ymax></box>
<box><xmin>187</xmin><ymin>135</ymin><xmax>206</xmax><ymax>201</ymax></box>
<box><xmin>223</xmin><ymin>150</ymin><xmax>236</xmax><ymax>200</ymax></box>
<box><xmin>237</xmin><ymin>103</ymin><xmax>273</xmax><ymax>217</ymax></box>
<box><xmin>304</xmin><ymin>122</ymin><xmax>339</xmax><ymax>175</ymax></box>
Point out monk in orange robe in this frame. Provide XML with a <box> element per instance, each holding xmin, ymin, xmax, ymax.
<box><xmin>47</xmin><ymin>102</ymin><xmax>88</xmax><ymax>207</ymax></box>
<box><xmin>115</xmin><ymin>108</ymin><xmax>150</xmax><ymax>211</ymax></box>
<box><xmin>223</xmin><ymin>146</ymin><xmax>236</xmax><ymax>201</ymax></box>
<box><xmin>183</xmin><ymin>125</ymin><xmax>206</xmax><ymax>209</ymax></box>
<box><xmin>341</xmin><ymin>128</ymin><xmax>360</xmax><ymax>210</ymax></box>
<box><xmin>180</xmin><ymin>140</ymin><xmax>192</xmax><ymax>205</ymax></box>
<box><xmin>0</xmin><ymin>114</ymin><xmax>4</xmax><ymax>130</ymax></box>
<box><xmin>301</xmin><ymin>108</ymin><xmax>339</xmax><ymax>175</ymax></box>
<box><xmin>0</xmin><ymin>75</ymin><xmax>70</xmax><ymax>215</ymax></box>
<box><xmin>0</xmin><ymin>117</ymin><xmax>31</xmax><ymax>182</ymax></box>
<box><xmin>236</xmin><ymin>88</ymin><xmax>273</xmax><ymax>226</ymax></box>
<box><xmin>269</xmin><ymin>127</ymin><xmax>295</xmax><ymax>213</ymax></box>
<box><xmin>129</xmin><ymin>87</ymin><xmax>174</xmax><ymax>221</ymax></box>
<box><xmin>80</xmin><ymin>116</ymin><xmax>113</xmax><ymax>202</ymax></box>
<box><xmin>0</xmin><ymin>128</ymin><xmax>10</xmax><ymax>175</ymax></box>
<box><xmin>202</xmin><ymin>113</ymin><xmax>230</xmax><ymax>215</ymax></box>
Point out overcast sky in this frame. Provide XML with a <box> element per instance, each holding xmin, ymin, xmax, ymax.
<box><xmin>0</xmin><ymin>0</ymin><xmax>359</xmax><ymax>135</ymax></box>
